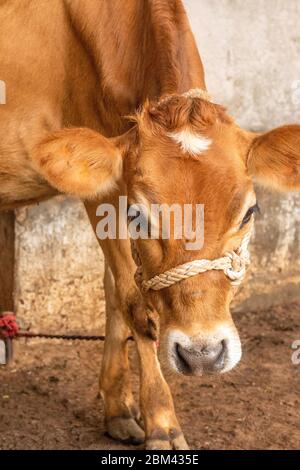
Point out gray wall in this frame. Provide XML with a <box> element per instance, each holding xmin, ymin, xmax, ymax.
<box><xmin>16</xmin><ymin>0</ymin><xmax>300</xmax><ymax>331</ymax></box>
<box><xmin>186</xmin><ymin>0</ymin><xmax>300</xmax><ymax>129</ymax></box>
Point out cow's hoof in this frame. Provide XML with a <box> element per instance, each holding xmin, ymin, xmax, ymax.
<box><xmin>145</xmin><ymin>429</ymin><xmax>189</xmax><ymax>450</ymax></box>
<box><xmin>106</xmin><ymin>416</ymin><xmax>145</xmax><ymax>445</ymax></box>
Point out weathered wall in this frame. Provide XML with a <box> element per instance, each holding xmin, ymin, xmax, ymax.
<box><xmin>186</xmin><ymin>0</ymin><xmax>300</xmax><ymax>130</ymax></box>
<box><xmin>15</xmin><ymin>198</ymin><xmax>106</xmax><ymax>333</ymax></box>
<box><xmin>15</xmin><ymin>0</ymin><xmax>300</xmax><ymax>332</ymax></box>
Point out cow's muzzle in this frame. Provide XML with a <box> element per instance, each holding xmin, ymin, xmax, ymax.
<box><xmin>166</xmin><ymin>326</ymin><xmax>242</xmax><ymax>376</ymax></box>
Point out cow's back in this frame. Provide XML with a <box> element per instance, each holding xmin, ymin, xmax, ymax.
<box><xmin>0</xmin><ymin>0</ymin><xmax>105</xmax><ymax>209</ymax></box>
<box><xmin>0</xmin><ymin>0</ymin><xmax>205</xmax><ymax>209</ymax></box>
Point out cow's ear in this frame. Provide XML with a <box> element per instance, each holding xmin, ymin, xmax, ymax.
<box><xmin>33</xmin><ymin>127</ymin><xmax>135</xmax><ymax>198</ymax></box>
<box><xmin>246</xmin><ymin>125</ymin><xmax>300</xmax><ymax>192</ymax></box>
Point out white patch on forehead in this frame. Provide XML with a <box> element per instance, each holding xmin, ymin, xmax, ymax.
<box><xmin>169</xmin><ymin>128</ymin><xmax>212</xmax><ymax>156</ymax></box>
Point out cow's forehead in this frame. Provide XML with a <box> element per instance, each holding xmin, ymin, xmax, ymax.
<box><xmin>126</xmin><ymin>93</ymin><xmax>254</xmax><ymax>216</ymax></box>
<box><xmin>132</xmin><ymin>94</ymin><xmax>244</xmax><ymax>165</ymax></box>
<box><xmin>131</xmin><ymin>127</ymin><xmax>250</xmax><ymax>197</ymax></box>
<box><xmin>128</xmin><ymin>152</ymin><xmax>254</xmax><ymax>231</ymax></box>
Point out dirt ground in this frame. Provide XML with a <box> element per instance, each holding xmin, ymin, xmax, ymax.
<box><xmin>0</xmin><ymin>301</ymin><xmax>299</xmax><ymax>450</ymax></box>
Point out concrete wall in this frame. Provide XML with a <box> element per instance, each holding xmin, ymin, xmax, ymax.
<box><xmin>186</xmin><ymin>0</ymin><xmax>300</xmax><ymax>130</ymax></box>
<box><xmin>15</xmin><ymin>198</ymin><xmax>106</xmax><ymax>333</ymax></box>
<box><xmin>15</xmin><ymin>0</ymin><xmax>300</xmax><ymax>332</ymax></box>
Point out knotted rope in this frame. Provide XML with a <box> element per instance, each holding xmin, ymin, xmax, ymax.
<box><xmin>0</xmin><ymin>314</ymin><xmax>19</xmax><ymax>338</ymax></box>
<box><xmin>0</xmin><ymin>312</ymin><xmax>134</xmax><ymax>343</ymax></box>
<box><xmin>131</xmin><ymin>228</ymin><xmax>252</xmax><ymax>293</ymax></box>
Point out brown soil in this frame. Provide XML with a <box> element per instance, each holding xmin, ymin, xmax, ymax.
<box><xmin>0</xmin><ymin>302</ymin><xmax>300</xmax><ymax>450</ymax></box>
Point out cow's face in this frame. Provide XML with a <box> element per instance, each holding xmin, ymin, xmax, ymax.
<box><xmin>123</xmin><ymin>95</ymin><xmax>256</xmax><ymax>376</ymax></box>
<box><xmin>34</xmin><ymin>91</ymin><xmax>300</xmax><ymax>376</ymax></box>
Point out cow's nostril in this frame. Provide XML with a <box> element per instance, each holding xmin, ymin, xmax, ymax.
<box><xmin>212</xmin><ymin>340</ymin><xmax>227</xmax><ymax>371</ymax></box>
<box><xmin>175</xmin><ymin>343</ymin><xmax>193</xmax><ymax>374</ymax></box>
<box><xmin>174</xmin><ymin>340</ymin><xmax>227</xmax><ymax>375</ymax></box>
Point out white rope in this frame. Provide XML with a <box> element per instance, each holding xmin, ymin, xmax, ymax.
<box><xmin>139</xmin><ymin>228</ymin><xmax>253</xmax><ymax>292</ymax></box>
<box><xmin>182</xmin><ymin>88</ymin><xmax>212</xmax><ymax>101</ymax></box>
<box><xmin>157</xmin><ymin>88</ymin><xmax>211</xmax><ymax>108</ymax></box>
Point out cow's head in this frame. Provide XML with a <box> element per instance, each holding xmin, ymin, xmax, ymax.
<box><xmin>34</xmin><ymin>90</ymin><xmax>300</xmax><ymax>376</ymax></box>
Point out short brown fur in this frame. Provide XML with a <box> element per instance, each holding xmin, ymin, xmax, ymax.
<box><xmin>0</xmin><ymin>0</ymin><xmax>299</xmax><ymax>450</ymax></box>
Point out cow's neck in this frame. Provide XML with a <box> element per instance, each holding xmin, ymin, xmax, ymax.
<box><xmin>67</xmin><ymin>0</ymin><xmax>206</xmax><ymax>136</ymax></box>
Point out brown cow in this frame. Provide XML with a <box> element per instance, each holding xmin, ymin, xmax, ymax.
<box><xmin>0</xmin><ymin>0</ymin><xmax>299</xmax><ymax>450</ymax></box>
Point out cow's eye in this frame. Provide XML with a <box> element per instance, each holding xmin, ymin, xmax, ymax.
<box><xmin>127</xmin><ymin>212</ymin><xmax>136</xmax><ymax>223</ymax></box>
<box><xmin>127</xmin><ymin>205</ymin><xmax>148</xmax><ymax>227</ymax></box>
<box><xmin>127</xmin><ymin>205</ymin><xmax>138</xmax><ymax>223</ymax></box>
<box><xmin>240</xmin><ymin>204</ymin><xmax>260</xmax><ymax>228</ymax></box>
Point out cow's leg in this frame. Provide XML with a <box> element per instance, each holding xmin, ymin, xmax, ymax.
<box><xmin>133</xmin><ymin>334</ymin><xmax>188</xmax><ymax>450</ymax></box>
<box><xmin>85</xmin><ymin>198</ymin><xmax>146</xmax><ymax>444</ymax></box>
<box><xmin>100</xmin><ymin>262</ymin><xmax>145</xmax><ymax>444</ymax></box>
<box><xmin>85</xmin><ymin>198</ymin><xmax>188</xmax><ymax>450</ymax></box>
<box><xmin>102</xmin><ymin>269</ymin><xmax>187</xmax><ymax>449</ymax></box>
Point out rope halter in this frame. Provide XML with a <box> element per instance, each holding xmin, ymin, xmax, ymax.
<box><xmin>131</xmin><ymin>228</ymin><xmax>253</xmax><ymax>293</ymax></box>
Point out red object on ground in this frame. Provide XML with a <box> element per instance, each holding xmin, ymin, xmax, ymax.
<box><xmin>0</xmin><ymin>313</ymin><xmax>19</xmax><ymax>339</ymax></box>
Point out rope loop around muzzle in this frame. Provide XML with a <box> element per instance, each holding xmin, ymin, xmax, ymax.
<box><xmin>131</xmin><ymin>228</ymin><xmax>253</xmax><ymax>293</ymax></box>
